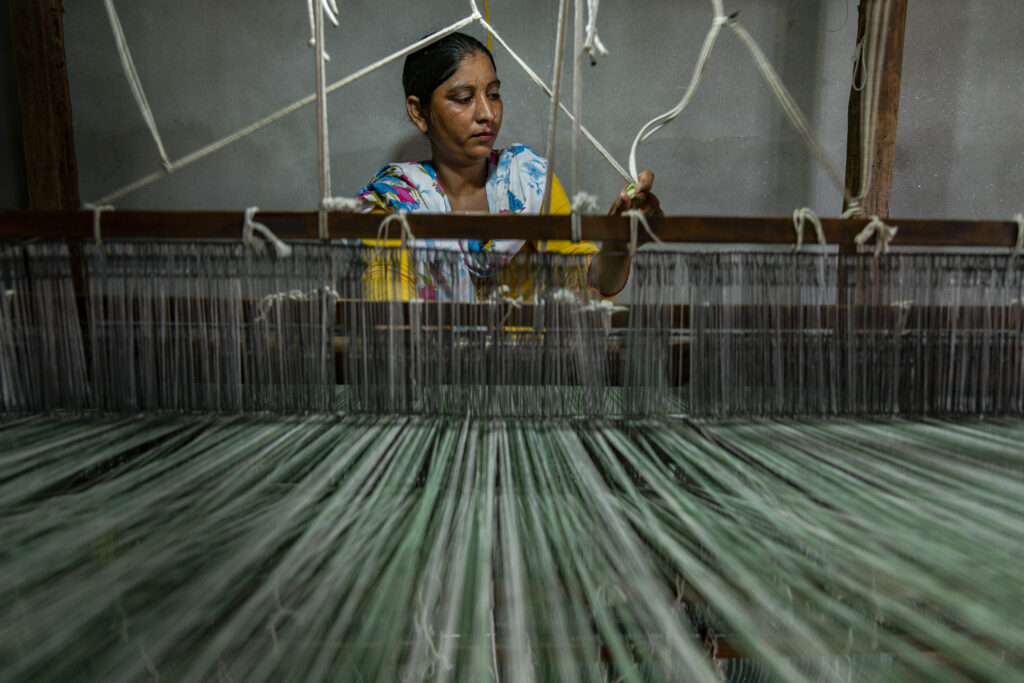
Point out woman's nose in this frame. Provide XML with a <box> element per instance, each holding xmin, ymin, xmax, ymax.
<box><xmin>475</xmin><ymin>95</ymin><xmax>494</xmax><ymax>121</ymax></box>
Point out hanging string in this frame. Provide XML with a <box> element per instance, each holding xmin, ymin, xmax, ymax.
<box><xmin>792</xmin><ymin>207</ymin><xmax>826</xmax><ymax>252</ymax></box>
<box><xmin>90</xmin><ymin>13</ymin><xmax>480</xmax><ymax>206</ymax></box>
<box><xmin>583</xmin><ymin>0</ymin><xmax>608</xmax><ymax>65</ymax></box>
<box><xmin>305</xmin><ymin>0</ymin><xmax>339</xmax><ymax>59</ymax></box>
<box><xmin>624</xmin><ymin>208</ymin><xmax>661</xmax><ymax>259</ymax></box>
<box><xmin>242</xmin><ymin>207</ymin><xmax>293</xmax><ymax>258</ymax></box>
<box><xmin>86</xmin><ymin>204</ymin><xmax>115</xmax><ymax>246</ymax></box>
<box><xmin>477</xmin><ymin>16</ymin><xmax>631</xmax><ymax>181</ymax></box>
<box><xmin>854</xmin><ymin>215</ymin><xmax>898</xmax><ymax>257</ymax></box>
<box><xmin>627</xmin><ymin>0</ymin><xmax>728</xmax><ymax>182</ymax></box>
<box><xmin>102</xmin><ymin>0</ymin><xmax>173</xmax><ymax>174</ymax></box>
<box><xmin>571</xmin><ymin>0</ymin><xmax>585</xmax><ymax>230</ymax></box>
<box><xmin>375</xmin><ymin>211</ymin><xmax>416</xmax><ymax>256</ymax></box>
<box><xmin>570</xmin><ymin>192</ymin><xmax>600</xmax><ymax>243</ymax></box>
<box><xmin>542</xmin><ymin>0</ymin><xmax>571</xmax><ymax>215</ymax></box>
<box><xmin>313</xmin><ymin>0</ymin><xmax>332</xmax><ymax>240</ymax></box>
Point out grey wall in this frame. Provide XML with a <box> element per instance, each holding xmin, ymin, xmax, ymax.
<box><xmin>3</xmin><ymin>1</ymin><xmax>1021</xmax><ymax>219</ymax></box>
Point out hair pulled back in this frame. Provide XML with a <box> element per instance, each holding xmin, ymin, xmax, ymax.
<box><xmin>402</xmin><ymin>32</ymin><xmax>496</xmax><ymax>118</ymax></box>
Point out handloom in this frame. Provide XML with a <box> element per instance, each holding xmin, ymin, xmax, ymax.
<box><xmin>1</xmin><ymin>212</ymin><xmax>1023</xmax><ymax>683</ymax></box>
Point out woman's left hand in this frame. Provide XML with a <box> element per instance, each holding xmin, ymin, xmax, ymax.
<box><xmin>608</xmin><ymin>170</ymin><xmax>663</xmax><ymax>218</ymax></box>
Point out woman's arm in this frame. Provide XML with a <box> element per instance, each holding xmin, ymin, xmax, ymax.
<box><xmin>588</xmin><ymin>170</ymin><xmax>662</xmax><ymax>297</ymax></box>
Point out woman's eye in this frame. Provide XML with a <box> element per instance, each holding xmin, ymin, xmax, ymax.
<box><xmin>454</xmin><ymin>97</ymin><xmax>472</xmax><ymax>104</ymax></box>
<box><xmin>488</xmin><ymin>92</ymin><xmax>501</xmax><ymax>100</ymax></box>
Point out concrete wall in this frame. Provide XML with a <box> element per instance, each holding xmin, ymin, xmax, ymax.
<box><xmin>3</xmin><ymin>1</ymin><xmax>1022</xmax><ymax>219</ymax></box>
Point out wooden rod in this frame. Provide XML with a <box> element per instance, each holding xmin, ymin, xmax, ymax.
<box><xmin>0</xmin><ymin>210</ymin><xmax>1020</xmax><ymax>248</ymax></box>
<box><xmin>842</xmin><ymin>0</ymin><xmax>909</xmax><ymax>218</ymax></box>
<box><xmin>8</xmin><ymin>0</ymin><xmax>80</xmax><ymax>210</ymax></box>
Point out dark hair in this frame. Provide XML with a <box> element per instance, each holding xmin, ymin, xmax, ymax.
<box><xmin>402</xmin><ymin>32</ymin><xmax>496</xmax><ymax>118</ymax></box>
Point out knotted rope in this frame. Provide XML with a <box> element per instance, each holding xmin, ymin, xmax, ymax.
<box><xmin>854</xmin><ymin>215</ymin><xmax>898</xmax><ymax>257</ymax></box>
<box><xmin>792</xmin><ymin>207</ymin><xmax>826</xmax><ymax>252</ymax></box>
<box><xmin>583</xmin><ymin>0</ymin><xmax>608</xmax><ymax>64</ymax></box>
<box><xmin>570</xmin><ymin>191</ymin><xmax>600</xmax><ymax>243</ymax></box>
<box><xmin>242</xmin><ymin>207</ymin><xmax>293</xmax><ymax>258</ymax></box>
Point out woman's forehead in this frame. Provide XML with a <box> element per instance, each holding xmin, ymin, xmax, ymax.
<box><xmin>444</xmin><ymin>52</ymin><xmax>498</xmax><ymax>89</ymax></box>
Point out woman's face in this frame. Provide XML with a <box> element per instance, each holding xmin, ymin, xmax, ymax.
<box><xmin>415</xmin><ymin>51</ymin><xmax>503</xmax><ymax>167</ymax></box>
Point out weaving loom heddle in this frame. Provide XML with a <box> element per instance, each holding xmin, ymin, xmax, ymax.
<box><xmin>1</xmin><ymin>212</ymin><xmax>1023</xmax><ymax>682</ymax></box>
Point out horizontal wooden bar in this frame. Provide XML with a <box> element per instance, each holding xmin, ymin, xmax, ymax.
<box><xmin>0</xmin><ymin>210</ymin><xmax>1019</xmax><ymax>247</ymax></box>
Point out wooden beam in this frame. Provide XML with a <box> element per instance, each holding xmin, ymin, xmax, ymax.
<box><xmin>8</xmin><ymin>0</ymin><xmax>80</xmax><ymax>209</ymax></box>
<box><xmin>843</xmin><ymin>0</ymin><xmax>909</xmax><ymax>218</ymax></box>
<box><xmin>1</xmin><ymin>211</ymin><xmax>1019</xmax><ymax>248</ymax></box>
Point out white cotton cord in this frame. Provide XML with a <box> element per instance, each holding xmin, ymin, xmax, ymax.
<box><xmin>1012</xmin><ymin>213</ymin><xmax>1024</xmax><ymax>258</ymax></box>
<box><xmin>375</xmin><ymin>211</ymin><xmax>416</xmax><ymax>256</ymax></box>
<box><xmin>477</xmin><ymin>17</ymin><xmax>630</xmax><ymax>182</ymax></box>
<box><xmin>726</xmin><ymin>19</ymin><xmax>849</xmax><ymax>201</ymax></box>
<box><xmin>102</xmin><ymin>0</ymin><xmax>173</xmax><ymax>174</ymax></box>
<box><xmin>854</xmin><ymin>215</ymin><xmax>898</xmax><ymax>257</ymax></box>
<box><xmin>571</xmin><ymin>0</ymin><xmax>585</xmax><ymax>226</ymax></box>
<box><xmin>86</xmin><ymin>204</ymin><xmax>115</xmax><ymax>245</ymax></box>
<box><xmin>624</xmin><ymin>208</ymin><xmax>661</xmax><ymax>259</ymax></box>
<box><xmin>583</xmin><ymin>0</ymin><xmax>608</xmax><ymax>65</ymax></box>
<box><xmin>542</xmin><ymin>0</ymin><xmax>571</xmax><ymax>215</ymax></box>
<box><xmin>306</xmin><ymin>0</ymin><xmax>339</xmax><ymax>60</ymax></box>
<box><xmin>849</xmin><ymin>0</ymin><xmax>894</xmax><ymax>214</ymax></box>
<box><xmin>627</xmin><ymin>2</ymin><xmax>728</xmax><ymax>182</ymax></box>
<box><xmin>570</xmin><ymin>192</ymin><xmax>600</xmax><ymax>243</ymax></box>
<box><xmin>313</xmin><ymin>0</ymin><xmax>332</xmax><ymax>241</ymax></box>
<box><xmin>851</xmin><ymin>36</ymin><xmax>867</xmax><ymax>92</ymax></box>
<box><xmin>242</xmin><ymin>207</ymin><xmax>293</xmax><ymax>259</ymax></box>
<box><xmin>792</xmin><ymin>207</ymin><xmax>826</xmax><ymax>252</ymax></box>
<box><xmin>321</xmin><ymin>197</ymin><xmax>366</xmax><ymax>212</ymax></box>
<box><xmin>90</xmin><ymin>13</ymin><xmax>479</xmax><ymax>206</ymax></box>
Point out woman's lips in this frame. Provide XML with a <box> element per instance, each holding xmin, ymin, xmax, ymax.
<box><xmin>474</xmin><ymin>132</ymin><xmax>495</xmax><ymax>140</ymax></box>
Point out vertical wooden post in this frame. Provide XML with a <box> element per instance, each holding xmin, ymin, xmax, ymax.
<box><xmin>842</xmin><ymin>0</ymin><xmax>908</xmax><ymax>219</ymax></box>
<box><xmin>9</xmin><ymin>0</ymin><xmax>80</xmax><ymax>209</ymax></box>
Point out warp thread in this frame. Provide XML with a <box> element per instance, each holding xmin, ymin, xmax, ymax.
<box><xmin>792</xmin><ymin>207</ymin><xmax>826</xmax><ymax>252</ymax></box>
<box><xmin>242</xmin><ymin>207</ymin><xmax>293</xmax><ymax>258</ymax></box>
<box><xmin>854</xmin><ymin>215</ymin><xmax>898</xmax><ymax>257</ymax></box>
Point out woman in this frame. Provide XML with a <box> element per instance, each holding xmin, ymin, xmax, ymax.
<box><xmin>357</xmin><ymin>32</ymin><xmax>660</xmax><ymax>301</ymax></box>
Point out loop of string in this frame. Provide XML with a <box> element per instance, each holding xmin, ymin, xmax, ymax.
<box><xmin>624</xmin><ymin>209</ymin><xmax>661</xmax><ymax>259</ymax></box>
<box><xmin>1012</xmin><ymin>213</ymin><xmax>1023</xmax><ymax>258</ymax></box>
<box><xmin>306</xmin><ymin>0</ymin><xmax>339</xmax><ymax>60</ymax></box>
<box><xmin>102</xmin><ymin>0</ymin><xmax>173</xmax><ymax>175</ymax></box>
<box><xmin>792</xmin><ymin>207</ymin><xmax>826</xmax><ymax>252</ymax></box>
<box><xmin>87</xmin><ymin>204</ymin><xmax>115</xmax><ymax>246</ymax></box>
<box><xmin>854</xmin><ymin>215</ymin><xmax>898</xmax><ymax>257</ymax></box>
<box><xmin>583</xmin><ymin>0</ymin><xmax>608</xmax><ymax>65</ymax></box>
<box><xmin>851</xmin><ymin>36</ymin><xmax>867</xmax><ymax>91</ymax></box>
<box><xmin>541</xmin><ymin>0</ymin><xmax>571</xmax><ymax>214</ymax></box>
<box><xmin>243</xmin><ymin>207</ymin><xmax>293</xmax><ymax>258</ymax></box>
<box><xmin>375</xmin><ymin>211</ymin><xmax>416</xmax><ymax>258</ymax></box>
<box><xmin>571</xmin><ymin>192</ymin><xmax>600</xmax><ymax>243</ymax></box>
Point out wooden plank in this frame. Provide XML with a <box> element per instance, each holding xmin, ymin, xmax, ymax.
<box><xmin>843</xmin><ymin>0</ymin><xmax>909</xmax><ymax>218</ymax></box>
<box><xmin>0</xmin><ymin>210</ymin><xmax>1019</xmax><ymax>248</ymax></box>
<box><xmin>8</xmin><ymin>0</ymin><xmax>80</xmax><ymax>209</ymax></box>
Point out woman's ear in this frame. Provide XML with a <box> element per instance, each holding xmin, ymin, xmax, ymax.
<box><xmin>406</xmin><ymin>96</ymin><xmax>430</xmax><ymax>134</ymax></box>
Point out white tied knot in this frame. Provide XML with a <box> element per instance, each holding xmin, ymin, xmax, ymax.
<box><xmin>582</xmin><ymin>298</ymin><xmax>627</xmax><ymax>315</ymax></box>
<box><xmin>624</xmin><ymin>209</ymin><xmax>662</xmax><ymax>258</ymax></box>
<box><xmin>571</xmin><ymin>191</ymin><xmax>600</xmax><ymax>244</ymax></box>
<box><xmin>243</xmin><ymin>207</ymin><xmax>293</xmax><ymax>259</ymax></box>
<box><xmin>583</xmin><ymin>0</ymin><xmax>609</xmax><ymax>65</ymax></box>
<box><xmin>1012</xmin><ymin>213</ymin><xmax>1024</xmax><ymax>258</ymax></box>
<box><xmin>375</xmin><ymin>211</ymin><xmax>416</xmax><ymax>255</ymax></box>
<box><xmin>490</xmin><ymin>285</ymin><xmax>523</xmax><ymax>310</ymax></box>
<box><xmin>86</xmin><ymin>204</ymin><xmax>115</xmax><ymax>245</ymax></box>
<box><xmin>792</xmin><ymin>207</ymin><xmax>826</xmax><ymax>252</ymax></box>
<box><xmin>854</xmin><ymin>216</ymin><xmax>898</xmax><ymax>257</ymax></box>
<box><xmin>321</xmin><ymin>196</ymin><xmax>366</xmax><ymax>213</ymax></box>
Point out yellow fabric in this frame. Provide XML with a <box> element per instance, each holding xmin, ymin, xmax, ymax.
<box><xmin>364</xmin><ymin>174</ymin><xmax>598</xmax><ymax>301</ymax></box>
